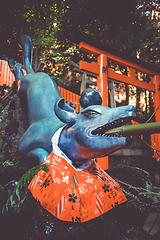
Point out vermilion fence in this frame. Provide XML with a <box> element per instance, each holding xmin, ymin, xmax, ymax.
<box><xmin>0</xmin><ymin>59</ymin><xmax>15</xmax><ymax>87</ymax></box>
<box><xmin>58</xmin><ymin>86</ymin><xmax>80</xmax><ymax>112</ymax></box>
<box><xmin>0</xmin><ymin>59</ymin><xmax>80</xmax><ymax>112</ymax></box>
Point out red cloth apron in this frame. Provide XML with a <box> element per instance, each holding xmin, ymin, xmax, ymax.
<box><xmin>28</xmin><ymin>151</ymin><xmax>127</xmax><ymax>222</ymax></box>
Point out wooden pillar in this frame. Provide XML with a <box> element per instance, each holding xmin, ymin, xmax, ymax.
<box><xmin>109</xmin><ymin>81</ymin><xmax>116</xmax><ymax>108</ymax></box>
<box><xmin>80</xmin><ymin>72</ymin><xmax>87</xmax><ymax>94</ymax></box>
<box><xmin>96</xmin><ymin>54</ymin><xmax>109</xmax><ymax>170</ymax></box>
<box><xmin>152</xmin><ymin>75</ymin><xmax>160</xmax><ymax>159</ymax></box>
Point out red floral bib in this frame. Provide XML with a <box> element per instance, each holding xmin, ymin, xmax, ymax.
<box><xmin>28</xmin><ymin>151</ymin><xmax>127</xmax><ymax>222</ymax></box>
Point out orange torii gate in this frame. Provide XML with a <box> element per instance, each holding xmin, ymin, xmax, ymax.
<box><xmin>79</xmin><ymin>41</ymin><xmax>160</xmax><ymax>169</ymax></box>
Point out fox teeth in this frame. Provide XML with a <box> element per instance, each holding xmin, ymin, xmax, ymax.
<box><xmin>92</xmin><ymin>118</ymin><xmax>131</xmax><ymax>137</ymax></box>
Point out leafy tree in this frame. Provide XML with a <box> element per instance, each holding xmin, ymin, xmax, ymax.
<box><xmin>0</xmin><ymin>0</ymin><xmax>160</xmax><ymax>95</ymax></box>
<box><xmin>0</xmin><ymin>0</ymin><xmax>26</xmax><ymax>60</ymax></box>
<box><xmin>0</xmin><ymin>0</ymin><xmax>159</xmax><ymax>62</ymax></box>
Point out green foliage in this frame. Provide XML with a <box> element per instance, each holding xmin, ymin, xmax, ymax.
<box><xmin>1</xmin><ymin>163</ymin><xmax>49</xmax><ymax>214</ymax></box>
<box><xmin>0</xmin><ymin>159</ymin><xmax>20</xmax><ymax>171</ymax></box>
<box><xmin>1</xmin><ymin>0</ymin><xmax>160</xmax><ymax>65</ymax></box>
<box><xmin>107</xmin><ymin>165</ymin><xmax>151</xmax><ymax>188</ymax></box>
<box><xmin>107</xmin><ymin>165</ymin><xmax>160</xmax><ymax>214</ymax></box>
<box><xmin>35</xmin><ymin>31</ymin><xmax>72</xmax><ymax>82</ymax></box>
<box><xmin>1</xmin><ymin>160</ymin><xmax>14</xmax><ymax>167</ymax></box>
<box><xmin>118</xmin><ymin>179</ymin><xmax>160</xmax><ymax>212</ymax></box>
<box><xmin>1</xmin><ymin>0</ymin><xmax>160</xmax><ymax>98</ymax></box>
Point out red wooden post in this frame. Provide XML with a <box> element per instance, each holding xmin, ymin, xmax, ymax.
<box><xmin>152</xmin><ymin>75</ymin><xmax>160</xmax><ymax>158</ymax></box>
<box><xmin>153</xmin><ymin>75</ymin><xmax>160</xmax><ymax>122</ymax></box>
<box><xmin>96</xmin><ymin>54</ymin><xmax>109</xmax><ymax>170</ymax></box>
<box><xmin>0</xmin><ymin>60</ymin><xmax>2</xmax><ymax>86</ymax></box>
<box><xmin>97</xmin><ymin>54</ymin><xmax>108</xmax><ymax>106</ymax></box>
<box><xmin>75</xmin><ymin>95</ymin><xmax>79</xmax><ymax>113</ymax></box>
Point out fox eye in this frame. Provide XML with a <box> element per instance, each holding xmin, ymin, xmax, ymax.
<box><xmin>83</xmin><ymin>110</ymin><xmax>101</xmax><ymax>118</ymax></box>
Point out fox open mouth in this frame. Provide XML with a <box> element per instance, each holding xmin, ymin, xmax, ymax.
<box><xmin>91</xmin><ymin>117</ymin><xmax>132</xmax><ymax>137</ymax></box>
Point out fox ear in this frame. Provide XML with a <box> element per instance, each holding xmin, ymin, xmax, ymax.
<box><xmin>54</xmin><ymin>98</ymin><xmax>77</xmax><ymax>126</ymax></box>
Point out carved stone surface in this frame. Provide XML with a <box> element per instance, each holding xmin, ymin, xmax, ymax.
<box><xmin>0</xmin><ymin>94</ymin><xmax>28</xmax><ymax>164</ymax></box>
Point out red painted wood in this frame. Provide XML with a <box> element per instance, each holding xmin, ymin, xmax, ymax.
<box><xmin>79</xmin><ymin>41</ymin><xmax>160</xmax><ymax>163</ymax></box>
<box><xmin>79</xmin><ymin>41</ymin><xmax>159</xmax><ymax>75</ymax></box>
<box><xmin>108</xmin><ymin>68</ymin><xmax>155</xmax><ymax>92</ymax></box>
<box><xmin>79</xmin><ymin>60</ymin><xmax>99</xmax><ymax>75</ymax></box>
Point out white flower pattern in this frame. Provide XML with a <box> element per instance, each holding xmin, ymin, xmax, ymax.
<box><xmin>62</xmin><ymin>175</ymin><xmax>69</xmax><ymax>184</ymax></box>
<box><xmin>99</xmin><ymin>191</ymin><xmax>104</xmax><ymax>198</ymax></box>
<box><xmin>85</xmin><ymin>177</ymin><xmax>93</xmax><ymax>184</ymax></box>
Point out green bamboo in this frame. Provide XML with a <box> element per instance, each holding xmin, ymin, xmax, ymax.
<box><xmin>104</xmin><ymin>122</ymin><xmax>160</xmax><ymax>136</ymax></box>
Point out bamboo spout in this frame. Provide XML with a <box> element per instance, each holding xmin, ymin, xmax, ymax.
<box><xmin>105</xmin><ymin>122</ymin><xmax>160</xmax><ymax>136</ymax></box>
